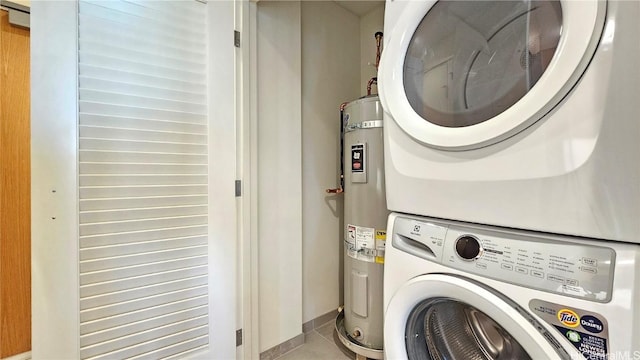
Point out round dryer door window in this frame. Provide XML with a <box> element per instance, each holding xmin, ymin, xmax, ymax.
<box><xmin>379</xmin><ymin>0</ymin><xmax>606</xmax><ymax>150</ymax></box>
<box><xmin>404</xmin><ymin>1</ymin><xmax>562</xmax><ymax>128</ymax></box>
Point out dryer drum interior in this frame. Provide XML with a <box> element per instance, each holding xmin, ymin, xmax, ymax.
<box><xmin>405</xmin><ymin>298</ymin><xmax>531</xmax><ymax>360</ymax></box>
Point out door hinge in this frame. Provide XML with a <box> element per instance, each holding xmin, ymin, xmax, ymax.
<box><xmin>235</xmin><ymin>180</ymin><xmax>242</xmax><ymax>197</ymax></box>
<box><xmin>2</xmin><ymin>1</ymin><xmax>30</xmax><ymax>28</ymax></box>
<box><xmin>236</xmin><ymin>328</ymin><xmax>243</xmax><ymax>346</ymax></box>
<box><xmin>234</xmin><ymin>30</ymin><xmax>241</xmax><ymax>48</ymax></box>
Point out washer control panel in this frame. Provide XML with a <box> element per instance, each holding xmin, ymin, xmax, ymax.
<box><xmin>392</xmin><ymin>216</ymin><xmax>615</xmax><ymax>302</ymax></box>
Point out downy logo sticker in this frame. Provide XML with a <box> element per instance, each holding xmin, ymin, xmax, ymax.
<box><xmin>581</xmin><ymin>315</ymin><xmax>604</xmax><ymax>334</ymax></box>
<box><xmin>558</xmin><ymin>308</ymin><xmax>580</xmax><ymax>328</ymax></box>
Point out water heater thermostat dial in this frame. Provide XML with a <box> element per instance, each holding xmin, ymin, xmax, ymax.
<box><xmin>455</xmin><ymin>235</ymin><xmax>482</xmax><ymax>260</ymax></box>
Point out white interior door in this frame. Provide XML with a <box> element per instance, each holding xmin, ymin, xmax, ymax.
<box><xmin>31</xmin><ymin>1</ymin><xmax>238</xmax><ymax>358</ymax></box>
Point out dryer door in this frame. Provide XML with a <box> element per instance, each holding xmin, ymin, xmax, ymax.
<box><xmin>384</xmin><ymin>274</ymin><xmax>577</xmax><ymax>360</ymax></box>
<box><xmin>378</xmin><ymin>0</ymin><xmax>606</xmax><ymax>150</ymax></box>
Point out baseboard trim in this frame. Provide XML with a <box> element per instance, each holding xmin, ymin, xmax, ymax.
<box><xmin>2</xmin><ymin>351</ymin><xmax>31</xmax><ymax>360</ymax></box>
<box><xmin>302</xmin><ymin>309</ymin><xmax>338</xmax><ymax>334</ymax></box>
<box><xmin>259</xmin><ymin>333</ymin><xmax>305</xmax><ymax>360</ymax></box>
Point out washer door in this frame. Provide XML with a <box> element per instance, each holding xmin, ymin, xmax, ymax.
<box><xmin>384</xmin><ymin>274</ymin><xmax>575</xmax><ymax>360</ymax></box>
<box><xmin>379</xmin><ymin>0</ymin><xmax>606</xmax><ymax>150</ymax></box>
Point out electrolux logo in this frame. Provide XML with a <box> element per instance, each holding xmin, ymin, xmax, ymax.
<box><xmin>557</xmin><ymin>308</ymin><xmax>580</xmax><ymax>328</ymax></box>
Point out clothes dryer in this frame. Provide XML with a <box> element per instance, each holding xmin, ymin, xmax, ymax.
<box><xmin>384</xmin><ymin>213</ymin><xmax>640</xmax><ymax>360</ymax></box>
<box><xmin>378</xmin><ymin>0</ymin><xmax>640</xmax><ymax>243</ymax></box>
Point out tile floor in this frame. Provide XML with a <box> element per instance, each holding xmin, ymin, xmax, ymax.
<box><xmin>275</xmin><ymin>320</ymin><xmax>355</xmax><ymax>360</ymax></box>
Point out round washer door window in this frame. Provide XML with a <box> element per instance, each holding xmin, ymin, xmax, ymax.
<box><xmin>406</xmin><ymin>298</ymin><xmax>531</xmax><ymax>360</ymax></box>
<box><xmin>383</xmin><ymin>274</ymin><xmax>576</xmax><ymax>360</ymax></box>
<box><xmin>379</xmin><ymin>0</ymin><xmax>605</xmax><ymax>150</ymax></box>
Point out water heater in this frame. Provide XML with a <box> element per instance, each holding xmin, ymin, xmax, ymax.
<box><xmin>337</xmin><ymin>95</ymin><xmax>387</xmax><ymax>359</ymax></box>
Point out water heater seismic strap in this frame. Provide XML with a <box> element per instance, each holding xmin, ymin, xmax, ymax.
<box><xmin>344</xmin><ymin>239</ymin><xmax>384</xmax><ymax>257</ymax></box>
<box><xmin>345</xmin><ymin>120</ymin><xmax>383</xmax><ymax>133</ymax></box>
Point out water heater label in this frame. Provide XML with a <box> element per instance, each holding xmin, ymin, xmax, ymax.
<box><xmin>345</xmin><ymin>224</ymin><xmax>376</xmax><ymax>263</ymax></box>
<box><xmin>529</xmin><ymin>299</ymin><xmax>609</xmax><ymax>360</ymax></box>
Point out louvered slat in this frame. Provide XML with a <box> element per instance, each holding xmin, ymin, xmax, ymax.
<box><xmin>80</xmin><ymin>256</ymin><xmax>209</xmax><ymax>285</ymax></box>
<box><xmin>81</xmin><ymin>236</ymin><xmax>209</xmax><ymax>260</ymax></box>
<box><xmin>79</xmin><ymin>152</ymin><xmax>207</xmax><ymax>165</ymax></box>
<box><xmin>78</xmin><ymin>1</ymin><xmax>210</xmax><ymax>358</ymax></box>
<box><xmin>80</xmin><ymin>175</ymin><xmax>208</xmax><ymax>187</ymax></box>
<box><xmin>80</xmin><ymin>287</ymin><xmax>209</xmax><ymax>326</ymax></box>
<box><xmin>79</xmin><ymin>78</ymin><xmax>206</xmax><ymax>104</ymax></box>
<box><xmin>79</xmin><ymin>139</ymin><xmax>207</xmax><ymax>155</ymax></box>
<box><xmin>80</xmin><ymin>225</ymin><xmax>208</xmax><ymax>248</ymax></box>
<box><xmin>80</xmin><ymin>306</ymin><xmax>209</xmax><ymax>346</ymax></box>
<box><xmin>80</xmin><ymin>294</ymin><xmax>209</xmax><ymax>327</ymax></box>
<box><xmin>79</xmin><ymin>102</ymin><xmax>206</xmax><ymax>124</ymax></box>
<box><xmin>80</xmin><ymin>266</ymin><xmax>209</xmax><ymax>297</ymax></box>
<box><xmin>80</xmin><ymin>205</ymin><xmax>209</xmax><ymax>223</ymax></box>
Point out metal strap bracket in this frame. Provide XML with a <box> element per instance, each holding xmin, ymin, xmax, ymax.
<box><xmin>345</xmin><ymin>120</ymin><xmax>383</xmax><ymax>133</ymax></box>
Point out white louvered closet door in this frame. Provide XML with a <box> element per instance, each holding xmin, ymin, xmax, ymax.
<box><xmin>77</xmin><ymin>1</ymin><xmax>212</xmax><ymax>359</ymax></box>
<box><xmin>31</xmin><ymin>1</ymin><xmax>238</xmax><ymax>359</ymax></box>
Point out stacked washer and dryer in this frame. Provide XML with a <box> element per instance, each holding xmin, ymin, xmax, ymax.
<box><xmin>378</xmin><ymin>0</ymin><xmax>640</xmax><ymax>359</ymax></box>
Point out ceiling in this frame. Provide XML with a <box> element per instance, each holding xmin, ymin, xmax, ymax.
<box><xmin>334</xmin><ymin>0</ymin><xmax>384</xmax><ymax>17</ymax></box>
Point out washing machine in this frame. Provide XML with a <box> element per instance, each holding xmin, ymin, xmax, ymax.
<box><xmin>384</xmin><ymin>213</ymin><xmax>640</xmax><ymax>360</ymax></box>
<box><xmin>378</xmin><ymin>0</ymin><xmax>640</xmax><ymax>243</ymax></box>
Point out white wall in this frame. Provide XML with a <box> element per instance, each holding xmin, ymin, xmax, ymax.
<box><xmin>360</xmin><ymin>4</ymin><xmax>385</xmax><ymax>97</ymax></box>
<box><xmin>301</xmin><ymin>1</ymin><xmax>360</xmax><ymax>324</ymax></box>
<box><xmin>256</xmin><ymin>0</ymin><xmax>304</xmax><ymax>353</ymax></box>
<box><xmin>255</xmin><ymin>1</ymin><xmax>385</xmax><ymax>351</ymax></box>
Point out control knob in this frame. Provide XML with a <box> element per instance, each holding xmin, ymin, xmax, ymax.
<box><xmin>455</xmin><ymin>235</ymin><xmax>482</xmax><ymax>260</ymax></box>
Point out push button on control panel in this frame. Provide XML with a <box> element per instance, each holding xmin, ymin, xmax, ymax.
<box><xmin>565</xmin><ymin>279</ymin><xmax>579</xmax><ymax>287</ymax></box>
<box><xmin>531</xmin><ymin>270</ymin><xmax>544</xmax><ymax>278</ymax></box>
<box><xmin>548</xmin><ymin>274</ymin><xmax>565</xmax><ymax>283</ymax></box>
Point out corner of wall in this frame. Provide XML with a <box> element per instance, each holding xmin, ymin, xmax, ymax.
<box><xmin>360</xmin><ymin>4</ymin><xmax>385</xmax><ymax>97</ymax></box>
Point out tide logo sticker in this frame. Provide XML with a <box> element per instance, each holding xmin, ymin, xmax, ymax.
<box><xmin>557</xmin><ymin>308</ymin><xmax>580</xmax><ymax>328</ymax></box>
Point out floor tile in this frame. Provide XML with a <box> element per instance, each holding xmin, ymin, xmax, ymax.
<box><xmin>316</xmin><ymin>320</ymin><xmax>336</xmax><ymax>342</ymax></box>
<box><xmin>276</xmin><ymin>331</ymin><xmax>353</xmax><ymax>360</ymax></box>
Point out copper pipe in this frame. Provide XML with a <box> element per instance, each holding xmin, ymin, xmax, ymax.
<box><xmin>374</xmin><ymin>31</ymin><xmax>383</xmax><ymax>70</ymax></box>
<box><xmin>367</xmin><ymin>77</ymin><xmax>377</xmax><ymax>96</ymax></box>
<box><xmin>325</xmin><ymin>102</ymin><xmax>351</xmax><ymax>194</ymax></box>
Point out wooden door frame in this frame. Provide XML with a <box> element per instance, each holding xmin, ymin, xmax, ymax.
<box><xmin>0</xmin><ymin>7</ymin><xmax>31</xmax><ymax>359</ymax></box>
